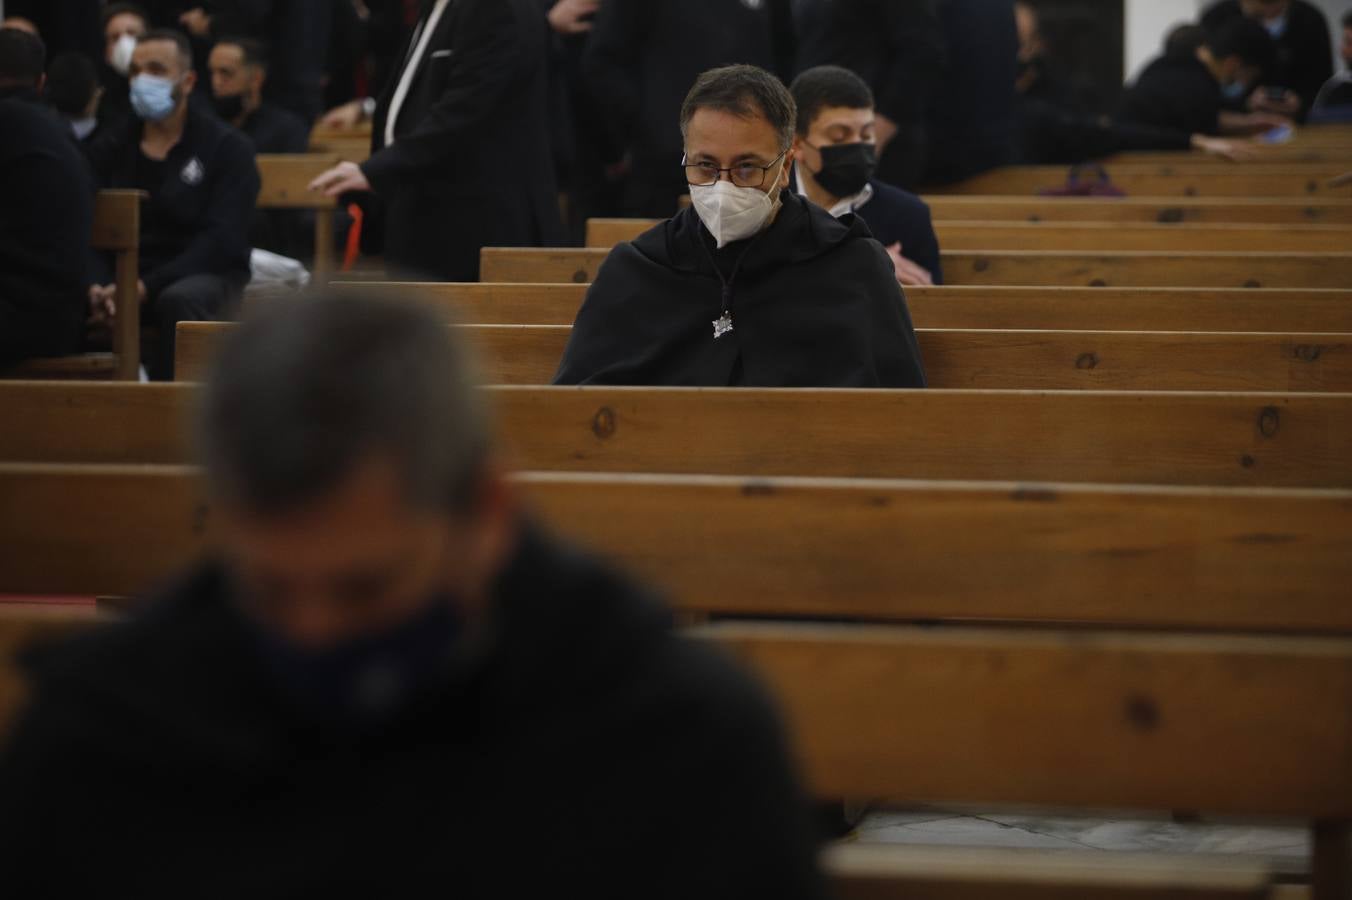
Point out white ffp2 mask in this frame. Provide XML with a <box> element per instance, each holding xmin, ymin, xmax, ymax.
<box><xmin>690</xmin><ymin>164</ymin><xmax>784</xmax><ymax>249</ymax></box>
<box><xmin>109</xmin><ymin>34</ymin><xmax>137</xmax><ymax>77</ymax></box>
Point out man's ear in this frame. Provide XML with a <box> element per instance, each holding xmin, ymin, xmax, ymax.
<box><xmin>36</xmin><ymin>72</ymin><xmax>46</xmax><ymax>94</ymax></box>
<box><xmin>182</xmin><ymin>68</ymin><xmax>197</xmax><ymax>94</ymax></box>
<box><xmin>780</xmin><ymin>146</ymin><xmax>797</xmax><ymax>188</ymax></box>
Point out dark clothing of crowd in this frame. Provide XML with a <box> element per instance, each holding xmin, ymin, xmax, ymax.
<box><xmin>1117</xmin><ymin>53</ymin><xmax>1224</xmax><ymax>137</ymax></box>
<box><xmin>1201</xmin><ymin>0</ymin><xmax>1334</xmax><ymax>121</ymax></box>
<box><xmin>0</xmin><ymin>87</ymin><xmax>94</xmax><ymax>367</ymax></box>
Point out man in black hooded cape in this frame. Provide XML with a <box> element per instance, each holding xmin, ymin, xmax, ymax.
<box><xmin>554</xmin><ymin>189</ymin><xmax>927</xmax><ymax>388</ymax></box>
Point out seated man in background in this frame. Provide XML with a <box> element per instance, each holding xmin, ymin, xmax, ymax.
<box><xmin>209</xmin><ymin>35</ymin><xmax>308</xmax><ymax>261</ymax></box>
<box><xmin>1202</xmin><ymin>0</ymin><xmax>1334</xmax><ymax>121</ymax></box>
<box><xmin>0</xmin><ymin>293</ymin><xmax>828</xmax><ymax>900</ymax></box>
<box><xmin>87</xmin><ymin>28</ymin><xmax>259</xmax><ymax>380</ymax></box>
<box><xmin>1014</xmin><ymin>2</ymin><xmax>1248</xmax><ymax>164</ymax></box>
<box><xmin>1118</xmin><ymin>17</ymin><xmax>1287</xmax><ymax>137</ymax></box>
<box><xmin>555</xmin><ymin>64</ymin><xmax>925</xmax><ymax>388</ymax></box>
<box><xmin>0</xmin><ymin>28</ymin><xmax>94</xmax><ymax>366</ymax></box>
<box><xmin>208</xmin><ymin>36</ymin><xmax>307</xmax><ymax>154</ymax></box>
<box><xmin>789</xmin><ymin>65</ymin><xmax>941</xmax><ymax>287</ymax></box>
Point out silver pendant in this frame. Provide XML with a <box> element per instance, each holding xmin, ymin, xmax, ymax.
<box><xmin>712</xmin><ymin>312</ymin><xmax>734</xmax><ymax>340</ymax></box>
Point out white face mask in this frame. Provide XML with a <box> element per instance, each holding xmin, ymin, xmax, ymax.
<box><xmin>689</xmin><ymin>158</ymin><xmax>786</xmax><ymax>249</ymax></box>
<box><xmin>109</xmin><ymin>33</ymin><xmax>137</xmax><ymax>77</ymax></box>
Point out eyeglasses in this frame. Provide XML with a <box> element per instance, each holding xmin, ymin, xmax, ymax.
<box><xmin>682</xmin><ymin>151</ymin><xmax>787</xmax><ymax>188</ymax></box>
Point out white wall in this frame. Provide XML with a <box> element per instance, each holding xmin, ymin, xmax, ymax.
<box><xmin>1123</xmin><ymin>0</ymin><xmax>1347</xmax><ymax>85</ymax></box>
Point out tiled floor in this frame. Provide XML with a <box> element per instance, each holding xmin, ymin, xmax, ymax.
<box><xmin>853</xmin><ymin>808</ymin><xmax>1309</xmax><ymax>861</ymax></box>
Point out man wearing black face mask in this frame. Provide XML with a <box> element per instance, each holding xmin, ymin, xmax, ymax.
<box><xmin>0</xmin><ymin>293</ymin><xmax>829</xmax><ymax>899</ymax></box>
<box><xmin>207</xmin><ymin>36</ymin><xmax>307</xmax><ymax>154</ymax></box>
<box><xmin>789</xmin><ymin>66</ymin><xmax>941</xmax><ymax>287</ymax></box>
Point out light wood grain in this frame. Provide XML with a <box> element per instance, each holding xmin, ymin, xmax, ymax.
<box><xmin>938</xmin><ymin>164</ymin><xmax>1352</xmax><ymax>198</ymax></box>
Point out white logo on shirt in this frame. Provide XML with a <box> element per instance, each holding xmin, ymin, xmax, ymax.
<box><xmin>741</xmin><ymin>0</ymin><xmax>764</xmax><ymax>8</ymax></box>
<box><xmin>181</xmin><ymin>157</ymin><xmax>204</xmax><ymax>186</ymax></box>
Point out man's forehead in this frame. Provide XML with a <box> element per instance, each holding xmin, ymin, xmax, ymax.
<box><xmin>685</xmin><ymin>107</ymin><xmax>782</xmax><ymax>157</ymax></box>
<box><xmin>107</xmin><ymin>13</ymin><xmax>145</xmax><ymax>35</ymax></box>
<box><xmin>811</xmin><ymin>105</ymin><xmax>874</xmax><ymax>130</ymax></box>
<box><xmin>134</xmin><ymin>40</ymin><xmax>179</xmax><ymax>63</ymax></box>
<box><xmin>211</xmin><ymin>44</ymin><xmax>245</xmax><ymax>66</ymax></box>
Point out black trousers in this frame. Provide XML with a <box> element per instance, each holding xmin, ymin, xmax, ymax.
<box><xmin>142</xmin><ymin>272</ymin><xmax>238</xmax><ymax>382</ymax></box>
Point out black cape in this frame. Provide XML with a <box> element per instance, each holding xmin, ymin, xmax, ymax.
<box><xmin>553</xmin><ymin>191</ymin><xmax>927</xmax><ymax>388</ymax></box>
<box><xmin>0</xmin><ymin>524</ymin><xmax>827</xmax><ymax>899</ymax></box>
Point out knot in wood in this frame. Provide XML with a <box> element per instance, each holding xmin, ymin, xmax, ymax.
<box><xmin>1257</xmin><ymin>406</ymin><xmax>1280</xmax><ymax>438</ymax></box>
<box><xmin>1075</xmin><ymin>352</ymin><xmax>1100</xmax><ymax>370</ymax></box>
<box><xmin>972</xmin><ymin>257</ymin><xmax>990</xmax><ymax>273</ymax></box>
<box><xmin>591</xmin><ymin>406</ymin><xmax>617</xmax><ymax>439</ymax></box>
<box><xmin>571</xmin><ymin>269</ymin><xmax>589</xmax><ymax>284</ymax></box>
<box><xmin>1157</xmin><ymin>208</ymin><xmax>1184</xmax><ymax>224</ymax></box>
<box><xmin>1292</xmin><ymin>344</ymin><xmax>1323</xmax><ymax>363</ymax></box>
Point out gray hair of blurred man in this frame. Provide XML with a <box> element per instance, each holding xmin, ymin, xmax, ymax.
<box><xmin>197</xmin><ymin>292</ymin><xmax>492</xmax><ymax>518</ymax></box>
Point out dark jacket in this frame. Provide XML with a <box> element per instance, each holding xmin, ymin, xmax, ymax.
<box><xmin>362</xmin><ymin>0</ymin><xmax>564</xmax><ymax>280</ymax></box>
<box><xmin>239</xmin><ymin>102</ymin><xmax>310</xmax><ymax>154</ymax></box>
<box><xmin>555</xmin><ymin>190</ymin><xmax>926</xmax><ymax>388</ymax></box>
<box><xmin>0</xmin><ymin>88</ymin><xmax>94</xmax><ymax>364</ymax></box>
<box><xmin>1117</xmin><ymin>53</ymin><xmax>1223</xmax><ymax>137</ymax></box>
<box><xmin>582</xmin><ymin>0</ymin><xmax>796</xmax><ymax>217</ymax></box>
<box><xmin>851</xmin><ymin>179</ymin><xmax>943</xmax><ymax>284</ymax></box>
<box><xmin>86</xmin><ymin>106</ymin><xmax>260</xmax><ymax>300</ymax></box>
<box><xmin>1201</xmin><ymin>0</ymin><xmax>1335</xmax><ymax>120</ymax></box>
<box><xmin>0</xmin><ymin>525</ymin><xmax>827</xmax><ymax>900</ymax></box>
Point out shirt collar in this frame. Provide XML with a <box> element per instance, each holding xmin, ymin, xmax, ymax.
<box><xmin>792</xmin><ymin>164</ymin><xmax>873</xmax><ymax>218</ymax></box>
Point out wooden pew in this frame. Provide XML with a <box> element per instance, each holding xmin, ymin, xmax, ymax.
<box><xmin>4</xmin><ymin>382</ymin><xmax>1349</xmax><ymax>489</ymax></box>
<box><xmin>2</xmin><ymin>465</ymin><xmax>1350</xmax><ymax>634</ymax></box>
<box><xmin>255</xmin><ymin>154</ymin><xmax>339</xmax><ymax>282</ymax></box>
<box><xmin>1107</xmin><ymin>146</ymin><xmax>1352</xmax><ymax>165</ymax></box>
<box><xmin>939</xmin><ymin>164</ymin><xmax>1352</xmax><ymax>198</ymax></box>
<box><xmin>308</xmin><ymin>123</ymin><xmax>371</xmax><ymax>163</ymax></box>
<box><xmin>922</xmin><ymin>196</ymin><xmax>1352</xmax><ymax>225</ymax></box>
<box><xmin>174</xmin><ymin>321</ymin><xmax>1352</xmax><ymax>392</ymax></box>
<box><xmin>1</xmin><ymin>191</ymin><xmax>142</xmax><ymax>382</ymax></box>
<box><xmin>479</xmin><ymin>246</ymin><xmax>1352</xmax><ymax>289</ymax></box>
<box><xmin>585</xmin><ymin>218</ymin><xmax>1352</xmax><ymax>253</ymax></box>
<box><xmin>331</xmin><ymin>282</ymin><xmax>1352</xmax><ymax>334</ymax></box>
<box><xmin>0</xmin><ymin>603</ymin><xmax>1322</xmax><ymax>900</ymax></box>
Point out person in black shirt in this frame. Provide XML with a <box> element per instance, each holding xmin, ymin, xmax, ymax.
<box><xmin>582</xmin><ymin>0</ymin><xmax>798</xmax><ymax>217</ymax></box>
<box><xmin>96</xmin><ymin>3</ymin><xmax>149</xmax><ymax>136</ymax></box>
<box><xmin>1118</xmin><ymin>16</ymin><xmax>1287</xmax><ymax>137</ymax></box>
<box><xmin>86</xmin><ymin>29</ymin><xmax>259</xmax><ymax>381</ymax></box>
<box><xmin>1014</xmin><ymin>2</ymin><xmax>1248</xmax><ymax>165</ymax></box>
<box><xmin>556</xmin><ymin>65</ymin><xmax>925</xmax><ymax>388</ymax></box>
<box><xmin>0</xmin><ymin>28</ymin><xmax>95</xmax><ymax>367</ymax></box>
<box><xmin>788</xmin><ymin>65</ymin><xmax>942</xmax><ymax>286</ymax></box>
<box><xmin>1201</xmin><ymin>0</ymin><xmax>1334</xmax><ymax>121</ymax></box>
<box><xmin>207</xmin><ymin>36</ymin><xmax>308</xmax><ymax>153</ymax></box>
<box><xmin>0</xmin><ymin>292</ymin><xmax>829</xmax><ymax>900</ymax></box>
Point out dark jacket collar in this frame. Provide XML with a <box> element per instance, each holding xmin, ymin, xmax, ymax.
<box><xmin>633</xmin><ymin>190</ymin><xmax>872</xmax><ymax>279</ymax></box>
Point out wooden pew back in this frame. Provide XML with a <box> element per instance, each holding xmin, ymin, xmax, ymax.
<box><xmin>255</xmin><ymin>154</ymin><xmax>339</xmax><ymax>282</ymax></box>
<box><xmin>4</xmin><ymin>382</ymin><xmax>1350</xmax><ymax>489</ymax></box>
<box><xmin>922</xmin><ymin>195</ymin><xmax>1352</xmax><ymax>225</ymax></box>
<box><xmin>176</xmin><ymin>321</ymin><xmax>1352</xmax><ymax>393</ymax></box>
<box><xmin>2</xmin><ymin>465</ymin><xmax>1351</xmax><ymax>634</ymax></box>
<box><xmin>585</xmin><ymin>218</ymin><xmax>1352</xmax><ymax>253</ymax></box>
<box><xmin>479</xmin><ymin>246</ymin><xmax>1352</xmax><ymax>289</ymax></box>
<box><xmin>940</xmin><ymin>164</ymin><xmax>1352</xmax><ymax>198</ymax></box>
<box><xmin>330</xmin><ymin>282</ymin><xmax>1352</xmax><ymax>333</ymax></box>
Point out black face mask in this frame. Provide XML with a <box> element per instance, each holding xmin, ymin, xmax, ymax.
<box><xmin>810</xmin><ymin>142</ymin><xmax>878</xmax><ymax>199</ymax></box>
<box><xmin>212</xmin><ymin>91</ymin><xmax>246</xmax><ymax>122</ymax></box>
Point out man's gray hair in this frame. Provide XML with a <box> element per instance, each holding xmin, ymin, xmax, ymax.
<box><xmin>198</xmin><ymin>291</ymin><xmax>491</xmax><ymax>516</ymax></box>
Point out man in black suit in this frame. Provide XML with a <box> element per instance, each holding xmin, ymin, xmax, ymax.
<box><xmin>582</xmin><ymin>0</ymin><xmax>798</xmax><ymax>218</ymax></box>
<box><xmin>1202</xmin><ymin>0</ymin><xmax>1334</xmax><ymax>121</ymax></box>
<box><xmin>310</xmin><ymin>0</ymin><xmax>563</xmax><ymax>282</ymax></box>
<box><xmin>0</xmin><ymin>27</ymin><xmax>95</xmax><ymax>366</ymax></box>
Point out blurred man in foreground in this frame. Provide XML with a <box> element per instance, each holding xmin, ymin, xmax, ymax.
<box><xmin>0</xmin><ymin>293</ymin><xmax>827</xmax><ymax>899</ymax></box>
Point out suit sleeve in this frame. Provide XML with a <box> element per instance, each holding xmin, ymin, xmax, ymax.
<box><xmin>361</xmin><ymin>0</ymin><xmax>533</xmax><ymax>191</ymax></box>
<box><xmin>579</xmin><ymin>0</ymin><xmax>653</xmax><ymax>149</ymax></box>
<box><xmin>144</xmin><ymin>132</ymin><xmax>260</xmax><ymax>298</ymax></box>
